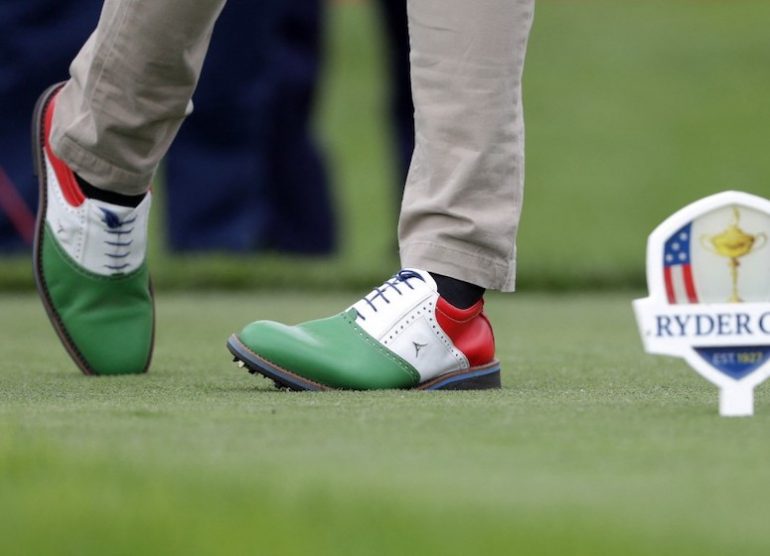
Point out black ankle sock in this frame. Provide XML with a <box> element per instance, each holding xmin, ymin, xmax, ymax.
<box><xmin>75</xmin><ymin>174</ymin><xmax>146</xmax><ymax>208</ymax></box>
<box><xmin>429</xmin><ymin>272</ymin><xmax>485</xmax><ymax>309</ymax></box>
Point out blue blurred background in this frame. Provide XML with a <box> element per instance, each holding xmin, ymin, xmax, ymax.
<box><xmin>0</xmin><ymin>0</ymin><xmax>411</xmax><ymax>256</ymax></box>
<box><xmin>2</xmin><ymin>0</ymin><xmax>769</xmax><ymax>291</ymax></box>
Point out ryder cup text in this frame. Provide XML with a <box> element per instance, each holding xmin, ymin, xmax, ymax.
<box><xmin>656</xmin><ymin>312</ymin><xmax>770</xmax><ymax>338</ymax></box>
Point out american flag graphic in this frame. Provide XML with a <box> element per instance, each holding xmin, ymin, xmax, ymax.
<box><xmin>663</xmin><ymin>223</ymin><xmax>699</xmax><ymax>304</ymax></box>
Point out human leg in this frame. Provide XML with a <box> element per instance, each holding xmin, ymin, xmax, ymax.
<box><xmin>229</xmin><ymin>0</ymin><xmax>535</xmax><ymax>389</ymax></box>
<box><xmin>34</xmin><ymin>0</ymin><xmax>226</xmax><ymax>375</ymax></box>
<box><xmin>52</xmin><ymin>0</ymin><xmax>227</xmax><ymax>195</ymax></box>
<box><xmin>399</xmin><ymin>0</ymin><xmax>535</xmax><ymax>292</ymax></box>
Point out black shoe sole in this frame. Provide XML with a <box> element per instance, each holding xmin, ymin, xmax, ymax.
<box><xmin>226</xmin><ymin>334</ymin><xmax>502</xmax><ymax>391</ymax></box>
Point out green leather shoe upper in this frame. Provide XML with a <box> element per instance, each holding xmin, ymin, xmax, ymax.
<box><xmin>237</xmin><ymin>309</ymin><xmax>420</xmax><ymax>389</ymax></box>
<box><xmin>42</xmin><ymin>223</ymin><xmax>154</xmax><ymax>375</ymax></box>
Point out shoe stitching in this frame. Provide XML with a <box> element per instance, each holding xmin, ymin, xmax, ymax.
<box><xmin>46</xmin><ymin>161</ymin><xmax>85</xmax><ymax>261</ymax></box>
<box><xmin>44</xmin><ymin>222</ymin><xmax>146</xmax><ymax>282</ymax></box>
<box><xmin>46</xmin><ymin>146</ymin><xmax>145</xmax><ymax>276</ymax></box>
<box><xmin>382</xmin><ymin>297</ymin><xmax>467</xmax><ymax>369</ymax></box>
<box><xmin>425</xmin><ymin>302</ymin><xmax>468</xmax><ymax>367</ymax></box>
<box><xmin>343</xmin><ymin>312</ymin><xmax>421</xmax><ymax>383</ymax></box>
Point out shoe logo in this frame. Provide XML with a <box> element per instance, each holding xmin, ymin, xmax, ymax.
<box><xmin>55</xmin><ymin>219</ymin><xmax>65</xmax><ymax>235</ymax></box>
<box><xmin>413</xmin><ymin>341</ymin><xmax>428</xmax><ymax>358</ymax></box>
<box><xmin>99</xmin><ymin>207</ymin><xmax>122</xmax><ymax>229</ymax></box>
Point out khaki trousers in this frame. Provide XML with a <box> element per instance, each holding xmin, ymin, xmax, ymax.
<box><xmin>52</xmin><ymin>0</ymin><xmax>534</xmax><ymax>291</ymax></box>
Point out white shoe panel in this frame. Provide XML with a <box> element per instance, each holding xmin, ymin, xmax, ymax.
<box><xmin>350</xmin><ymin>269</ymin><xmax>438</xmax><ymax>339</ymax></box>
<box><xmin>351</xmin><ymin>269</ymin><xmax>469</xmax><ymax>381</ymax></box>
<box><xmin>352</xmin><ymin>287</ymin><xmax>434</xmax><ymax>340</ymax></box>
<box><xmin>44</xmin><ymin>155</ymin><xmax>151</xmax><ymax>276</ymax></box>
<box><xmin>45</xmin><ymin>156</ymin><xmax>86</xmax><ymax>264</ymax></box>
<box><xmin>383</xmin><ymin>307</ymin><xmax>468</xmax><ymax>381</ymax></box>
<box><xmin>82</xmin><ymin>194</ymin><xmax>150</xmax><ymax>275</ymax></box>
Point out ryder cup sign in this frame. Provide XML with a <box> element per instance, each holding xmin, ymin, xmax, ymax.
<box><xmin>633</xmin><ymin>191</ymin><xmax>770</xmax><ymax>417</ymax></box>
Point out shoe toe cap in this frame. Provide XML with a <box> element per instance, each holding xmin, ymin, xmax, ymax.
<box><xmin>40</xmin><ymin>229</ymin><xmax>154</xmax><ymax>375</ymax></box>
<box><xmin>236</xmin><ymin>314</ymin><xmax>420</xmax><ymax>390</ymax></box>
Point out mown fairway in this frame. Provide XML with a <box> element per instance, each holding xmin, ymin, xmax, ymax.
<box><xmin>3</xmin><ymin>291</ymin><xmax>770</xmax><ymax>555</ymax></box>
<box><xmin>3</xmin><ymin>0</ymin><xmax>770</xmax><ymax>554</ymax></box>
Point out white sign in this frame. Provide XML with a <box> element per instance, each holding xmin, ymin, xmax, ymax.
<box><xmin>633</xmin><ymin>191</ymin><xmax>770</xmax><ymax>416</ymax></box>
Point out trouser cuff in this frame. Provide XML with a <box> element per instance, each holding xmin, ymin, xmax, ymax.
<box><xmin>400</xmin><ymin>240</ymin><xmax>516</xmax><ymax>292</ymax></box>
<box><xmin>51</xmin><ymin>134</ymin><xmax>152</xmax><ymax>196</ymax></box>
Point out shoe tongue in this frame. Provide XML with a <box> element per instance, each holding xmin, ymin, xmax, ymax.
<box><xmin>400</xmin><ymin>268</ymin><xmax>438</xmax><ymax>292</ymax></box>
<box><xmin>94</xmin><ymin>203</ymin><xmax>134</xmax><ymax>228</ymax></box>
<box><xmin>93</xmin><ymin>191</ymin><xmax>150</xmax><ymax>221</ymax></box>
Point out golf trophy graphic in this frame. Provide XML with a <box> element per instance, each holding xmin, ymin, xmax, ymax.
<box><xmin>700</xmin><ymin>207</ymin><xmax>766</xmax><ymax>303</ymax></box>
<box><xmin>634</xmin><ymin>191</ymin><xmax>770</xmax><ymax>416</ymax></box>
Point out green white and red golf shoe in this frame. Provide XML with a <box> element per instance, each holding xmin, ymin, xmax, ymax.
<box><xmin>32</xmin><ymin>84</ymin><xmax>154</xmax><ymax>375</ymax></box>
<box><xmin>228</xmin><ymin>269</ymin><xmax>501</xmax><ymax>390</ymax></box>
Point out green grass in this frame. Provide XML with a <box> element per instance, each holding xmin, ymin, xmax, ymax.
<box><xmin>4</xmin><ymin>290</ymin><xmax>770</xmax><ymax>554</ymax></box>
<box><xmin>4</xmin><ymin>0</ymin><xmax>770</xmax><ymax>291</ymax></box>
<box><xmin>519</xmin><ymin>0</ymin><xmax>770</xmax><ymax>288</ymax></box>
<box><xmin>5</xmin><ymin>3</ymin><xmax>770</xmax><ymax>549</ymax></box>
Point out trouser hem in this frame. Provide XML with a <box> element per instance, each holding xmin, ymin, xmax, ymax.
<box><xmin>400</xmin><ymin>240</ymin><xmax>516</xmax><ymax>292</ymax></box>
<box><xmin>51</xmin><ymin>134</ymin><xmax>153</xmax><ymax>196</ymax></box>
